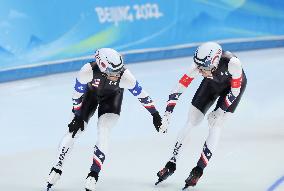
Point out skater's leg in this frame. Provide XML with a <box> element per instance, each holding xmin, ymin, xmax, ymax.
<box><xmin>197</xmin><ymin>111</ymin><xmax>231</xmax><ymax>169</ymax></box>
<box><xmin>156</xmin><ymin>78</ymin><xmax>219</xmax><ymax>185</ymax></box>
<box><xmin>55</xmin><ymin>114</ymin><xmax>88</xmax><ymax>168</ymax></box>
<box><xmin>155</xmin><ymin>105</ymin><xmax>204</xmax><ymax>185</ymax></box>
<box><xmin>86</xmin><ymin>91</ymin><xmax>123</xmax><ymax>191</ymax></box>
<box><xmin>47</xmin><ymin>113</ymin><xmax>87</xmax><ymax>186</ymax></box>
<box><xmin>85</xmin><ymin>113</ymin><xmax>119</xmax><ymax>191</ymax></box>
<box><xmin>184</xmin><ymin>79</ymin><xmax>246</xmax><ymax>188</ymax></box>
<box><xmin>169</xmin><ymin>105</ymin><xmax>204</xmax><ymax>163</ymax></box>
<box><xmin>47</xmin><ymin>89</ymin><xmax>98</xmax><ymax>188</ymax></box>
<box><xmin>183</xmin><ymin>111</ymin><xmax>231</xmax><ymax>189</ymax></box>
<box><xmin>197</xmin><ymin>75</ymin><xmax>247</xmax><ymax>167</ymax></box>
<box><xmin>157</xmin><ymin>79</ymin><xmax>219</xmax><ymax>186</ymax></box>
<box><xmin>91</xmin><ymin>113</ymin><xmax>119</xmax><ymax>174</ymax></box>
<box><xmin>171</xmin><ymin>78</ymin><xmax>218</xmax><ymax>163</ymax></box>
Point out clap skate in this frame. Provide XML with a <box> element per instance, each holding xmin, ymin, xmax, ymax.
<box><xmin>182</xmin><ymin>166</ymin><xmax>203</xmax><ymax>190</ymax></box>
<box><xmin>85</xmin><ymin>171</ymin><xmax>99</xmax><ymax>191</ymax></box>
<box><xmin>46</xmin><ymin>167</ymin><xmax>62</xmax><ymax>190</ymax></box>
<box><xmin>155</xmin><ymin>161</ymin><xmax>176</xmax><ymax>185</ymax></box>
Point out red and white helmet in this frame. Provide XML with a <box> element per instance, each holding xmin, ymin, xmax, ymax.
<box><xmin>193</xmin><ymin>42</ymin><xmax>222</xmax><ymax>72</ymax></box>
<box><xmin>95</xmin><ymin>48</ymin><xmax>124</xmax><ymax>76</ymax></box>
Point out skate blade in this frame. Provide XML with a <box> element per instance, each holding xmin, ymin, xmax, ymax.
<box><xmin>182</xmin><ymin>184</ymin><xmax>189</xmax><ymax>190</ymax></box>
<box><xmin>46</xmin><ymin>183</ymin><xmax>52</xmax><ymax>191</ymax></box>
<box><xmin>155</xmin><ymin>179</ymin><xmax>163</xmax><ymax>185</ymax></box>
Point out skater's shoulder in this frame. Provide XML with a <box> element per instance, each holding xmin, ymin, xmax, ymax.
<box><xmin>89</xmin><ymin>61</ymin><xmax>97</xmax><ymax>68</ymax></box>
<box><xmin>221</xmin><ymin>51</ymin><xmax>238</xmax><ymax>61</ymax></box>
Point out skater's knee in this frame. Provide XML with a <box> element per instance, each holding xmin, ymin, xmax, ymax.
<box><xmin>187</xmin><ymin>105</ymin><xmax>204</xmax><ymax>126</ymax></box>
<box><xmin>207</xmin><ymin>109</ymin><xmax>230</xmax><ymax>128</ymax></box>
<box><xmin>188</xmin><ymin>116</ymin><xmax>203</xmax><ymax>126</ymax></box>
<box><xmin>208</xmin><ymin>115</ymin><xmax>223</xmax><ymax>128</ymax></box>
<box><xmin>96</xmin><ymin>113</ymin><xmax>119</xmax><ymax>152</ymax></box>
<box><xmin>97</xmin><ymin>113</ymin><xmax>119</xmax><ymax>129</ymax></box>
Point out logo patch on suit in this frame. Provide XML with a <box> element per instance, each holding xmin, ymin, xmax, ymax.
<box><xmin>92</xmin><ymin>79</ymin><xmax>101</xmax><ymax>87</ymax></box>
<box><xmin>109</xmin><ymin>81</ymin><xmax>117</xmax><ymax>86</ymax></box>
<box><xmin>221</xmin><ymin>71</ymin><xmax>229</xmax><ymax>76</ymax></box>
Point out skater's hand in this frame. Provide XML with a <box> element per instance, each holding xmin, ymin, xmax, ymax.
<box><xmin>160</xmin><ymin>111</ymin><xmax>171</xmax><ymax>133</ymax></box>
<box><xmin>68</xmin><ymin>114</ymin><xmax>85</xmax><ymax>138</ymax></box>
<box><xmin>207</xmin><ymin>108</ymin><xmax>226</xmax><ymax>127</ymax></box>
<box><xmin>152</xmin><ymin>111</ymin><xmax>162</xmax><ymax>132</ymax></box>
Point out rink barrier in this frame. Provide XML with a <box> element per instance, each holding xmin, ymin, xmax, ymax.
<box><xmin>0</xmin><ymin>37</ymin><xmax>284</xmax><ymax>83</ymax></box>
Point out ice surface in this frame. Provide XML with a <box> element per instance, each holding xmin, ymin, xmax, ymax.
<box><xmin>0</xmin><ymin>48</ymin><xmax>284</xmax><ymax>191</ymax></box>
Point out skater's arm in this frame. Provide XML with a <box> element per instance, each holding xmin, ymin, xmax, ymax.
<box><xmin>165</xmin><ymin>64</ymin><xmax>198</xmax><ymax>114</ymax></box>
<box><xmin>72</xmin><ymin>63</ymin><xmax>93</xmax><ymax>115</ymax></box>
<box><xmin>120</xmin><ymin>69</ymin><xmax>162</xmax><ymax>131</ymax></box>
<box><xmin>158</xmin><ymin>64</ymin><xmax>199</xmax><ymax>133</ymax></box>
<box><xmin>120</xmin><ymin>69</ymin><xmax>159</xmax><ymax>114</ymax></box>
<box><xmin>220</xmin><ymin>57</ymin><xmax>243</xmax><ymax>111</ymax></box>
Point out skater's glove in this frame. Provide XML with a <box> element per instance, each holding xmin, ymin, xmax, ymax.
<box><xmin>151</xmin><ymin>111</ymin><xmax>162</xmax><ymax>132</ymax></box>
<box><xmin>68</xmin><ymin>114</ymin><xmax>85</xmax><ymax>138</ymax></box>
<box><xmin>159</xmin><ymin>111</ymin><xmax>171</xmax><ymax>133</ymax></box>
<box><xmin>207</xmin><ymin>108</ymin><xmax>226</xmax><ymax>127</ymax></box>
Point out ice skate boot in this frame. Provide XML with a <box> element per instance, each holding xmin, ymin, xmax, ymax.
<box><xmin>155</xmin><ymin>161</ymin><xmax>176</xmax><ymax>185</ymax></box>
<box><xmin>182</xmin><ymin>166</ymin><xmax>203</xmax><ymax>190</ymax></box>
<box><xmin>85</xmin><ymin>171</ymin><xmax>99</xmax><ymax>191</ymax></box>
<box><xmin>46</xmin><ymin>167</ymin><xmax>62</xmax><ymax>190</ymax></box>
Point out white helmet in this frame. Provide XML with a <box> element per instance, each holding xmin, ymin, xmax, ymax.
<box><xmin>95</xmin><ymin>48</ymin><xmax>124</xmax><ymax>76</ymax></box>
<box><xmin>193</xmin><ymin>42</ymin><xmax>222</xmax><ymax>71</ymax></box>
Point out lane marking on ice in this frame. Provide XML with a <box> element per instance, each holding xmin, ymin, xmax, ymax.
<box><xmin>267</xmin><ymin>175</ymin><xmax>284</xmax><ymax>191</ymax></box>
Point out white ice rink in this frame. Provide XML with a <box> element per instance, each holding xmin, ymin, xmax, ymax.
<box><xmin>0</xmin><ymin>48</ymin><xmax>284</xmax><ymax>191</ymax></box>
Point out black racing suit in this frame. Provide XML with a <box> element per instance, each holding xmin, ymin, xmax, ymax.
<box><xmin>192</xmin><ymin>51</ymin><xmax>247</xmax><ymax>114</ymax></box>
<box><xmin>79</xmin><ymin>62</ymin><xmax>125</xmax><ymax>122</ymax></box>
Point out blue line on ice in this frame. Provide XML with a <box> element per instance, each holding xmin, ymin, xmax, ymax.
<box><xmin>267</xmin><ymin>176</ymin><xmax>284</xmax><ymax>191</ymax></box>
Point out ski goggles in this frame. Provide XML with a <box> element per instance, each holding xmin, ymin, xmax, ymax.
<box><xmin>104</xmin><ymin>67</ymin><xmax>122</xmax><ymax>78</ymax></box>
